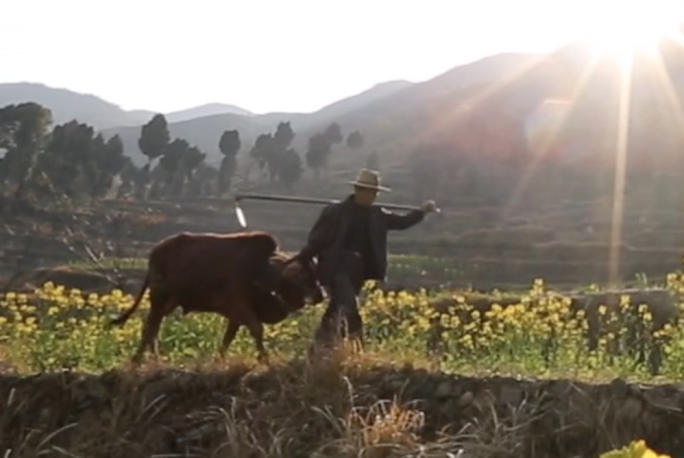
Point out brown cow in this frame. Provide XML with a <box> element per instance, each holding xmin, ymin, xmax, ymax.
<box><xmin>109</xmin><ymin>230</ymin><xmax>325</xmax><ymax>364</ymax></box>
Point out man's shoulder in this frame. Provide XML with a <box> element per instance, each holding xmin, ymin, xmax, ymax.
<box><xmin>326</xmin><ymin>195</ymin><xmax>354</xmax><ymax>212</ymax></box>
<box><xmin>324</xmin><ymin>200</ymin><xmax>344</xmax><ymax>212</ymax></box>
<box><xmin>317</xmin><ymin>200</ymin><xmax>345</xmax><ymax>220</ymax></box>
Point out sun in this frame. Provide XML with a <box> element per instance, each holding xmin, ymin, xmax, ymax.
<box><xmin>587</xmin><ymin>21</ymin><xmax>666</xmax><ymax>55</ymax></box>
<box><xmin>577</xmin><ymin>1</ymin><xmax>684</xmax><ymax>57</ymax></box>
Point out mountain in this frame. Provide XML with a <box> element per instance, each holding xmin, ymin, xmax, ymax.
<box><xmin>2</xmin><ymin>53</ymin><xmax>547</xmax><ymax>166</ymax></box>
<box><xmin>102</xmin><ymin>80</ymin><xmax>418</xmax><ymax>165</ymax></box>
<box><xmin>12</xmin><ymin>37</ymin><xmax>684</xmax><ymax>174</ymax></box>
<box><xmin>128</xmin><ymin>109</ymin><xmax>157</xmax><ymax>120</ymax></box>
<box><xmin>106</xmin><ymin>113</ymin><xmax>274</xmax><ymax>167</ymax></box>
<box><xmin>0</xmin><ymin>82</ymin><xmax>153</xmax><ymax>129</ymax></box>
<box><xmin>303</xmin><ymin>80</ymin><xmax>413</xmax><ymax>127</ymax></box>
<box><xmin>292</xmin><ymin>52</ymin><xmax>548</xmax><ymax>152</ymax></box>
<box><xmin>165</xmin><ymin>103</ymin><xmax>254</xmax><ymax>123</ymax></box>
<box><xmin>102</xmin><ymin>52</ymin><xmax>545</xmax><ymax>166</ymax></box>
<box><xmin>0</xmin><ymin>83</ymin><xmax>254</xmax><ymax>131</ymax></box>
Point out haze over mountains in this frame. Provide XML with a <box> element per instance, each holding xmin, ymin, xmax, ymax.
<box><xmin>3</xmin><ymin>32</ymin><xmax>684</xmax><ymax>171</ymax></box>
<box><xmin>0</xmin><ymin>50</ymin><xmax>536</xmax><ymax>166</ymax></box>
<box><xmin>0</xmin><ymin>83</ymin><xmax>256</xmax><ymax>129</ymax></box>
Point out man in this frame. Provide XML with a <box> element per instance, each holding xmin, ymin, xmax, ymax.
<box><xmin>295</xmin><ymin>168</ymin><xmax>438</xmax><ymax>353</ymax></box>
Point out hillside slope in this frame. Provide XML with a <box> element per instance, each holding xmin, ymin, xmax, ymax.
<box><xmin>165</xmin><ymin>103</ymin><xmax>254</xmax><ymax>123</ymax></box>
<box><xmin>315</xmin><ymin>38</ymin><xmax>684</xmax><ymax>175</ymax></box>
<box><xmin>291</xmin><ymin>52</ymin><xmax>548</xmax><ymax>157</ymax></box>
<box><xmin>3</xmin><ymin>52</ymin><xmax>561</xmax><ymax>167</ymax></box>
<box><xmin>102</xmin><ymin>55</ymin><xmax>539</xmax><ymax>165</ymax></box>
<box><xmin>106</xmin><ymin>112</ymin><xmax>276</xmax><ymax>166</ymax></box>
<box><xmin>11</xmin><ymin>34</ymin><xmax>684</xmax><ymax>175</ymax></box>
<box><xmin>103</xmin><ymin>79</ymin><xmax>417</xmax><ymax>165</ymax></box>
<box><xmin>0</xmin><ymin>83</ymin><xmax>254</xmax><ymax>134</ymax></box>
<box><xmin>0</xmin><ymin>82</ymin><xmax>152</xmax><ymax>129</ymax></box>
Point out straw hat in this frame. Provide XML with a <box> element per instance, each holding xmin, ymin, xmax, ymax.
<box><xmin>347</xmin><ymin>168</ymin><xmax>391</xmax><ymax>192</ymax></box>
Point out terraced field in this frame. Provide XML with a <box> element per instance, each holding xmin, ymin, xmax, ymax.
<box><xmin>0</xmin><ymin>265</ymin><xmax>683</xmax><ymax>457</ymax></box>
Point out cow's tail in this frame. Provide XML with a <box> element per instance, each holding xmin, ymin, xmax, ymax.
<box><xmin>109</xmin><ymin>270</ymin><xmax>150</xmax><ymax>327</ymax></box>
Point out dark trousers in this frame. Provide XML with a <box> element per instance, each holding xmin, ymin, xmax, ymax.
<box><xmin>313</xmin><ymin>251</ymin><xmax>365</xmax><ymax>349</ymax></box>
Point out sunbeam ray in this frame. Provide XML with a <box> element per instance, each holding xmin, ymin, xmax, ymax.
<box><xmin>388</xmin><ymin>54</ymin><xmax>556</xmax><ymax>156</ymax></box>
<box><xmin>648</xmin><ymin>37</ymin><xmax>684</xmax><ymax>140</ymax></box>
<box><xmin>500</xmin><ymin>51</ymin><xmax>601</xmax><ymax>217</ymax></box>
<box><xmin>607</xmin><ymin>53</ymin><xmax>633</xmax><ymax>287</ymax></box>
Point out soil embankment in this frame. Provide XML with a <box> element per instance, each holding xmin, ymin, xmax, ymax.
<box><xmin>0</xmin><ymin>361</ymin><xmax>682</xmax><ymax>458</ymax></box>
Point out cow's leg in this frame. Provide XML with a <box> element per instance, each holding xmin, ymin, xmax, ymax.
<box><xmin>132</xmin><ymin>311</ymin><xmax>156</xmax><ymax>365</ymax></box>
<box><xmin>148</xmin><ymin>296</ymin><xmax>177</xmax><ymax>362</ymax></box>
<box><xmin>241</xmin><ymin>309</ymin><xmax>268</xmax><ymax>363</ymax></box>
<box><xmin>219</xmin><ymin>318</ymin><xmax>241</xmax><ymax>359</ymax></box>
<box><xmin>132</xmin><ymin>287</ymin><xmax>172</xmax><ymax>365</ymax></box>
<box><xmin>250</xmin><ymin>322</ymin><xmax>268</xmax><ymax>363</ymax></box>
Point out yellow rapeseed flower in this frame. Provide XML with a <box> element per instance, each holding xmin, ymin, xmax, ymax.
<box><xmin>600</xmin><ymin>439</ymin><xmax>671</xmax><ymax>458</ymax></box>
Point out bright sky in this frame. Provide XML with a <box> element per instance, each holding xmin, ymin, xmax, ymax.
<box><xmin>2</xmin><ymin>0</ymin><xmax>683</xmax><ymax>114</ymax></box>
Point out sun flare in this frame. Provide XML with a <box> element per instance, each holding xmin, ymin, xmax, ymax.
<box><xmin>577</xmin><ymin>1</ymin><xmax>684</xmax><ymax>57</ymax></box>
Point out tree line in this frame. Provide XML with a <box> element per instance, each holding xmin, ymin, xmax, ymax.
<box><xmin>0</xmin><ymin>102</ymin><xmax>367</xmax><ymax>205</ymax></box>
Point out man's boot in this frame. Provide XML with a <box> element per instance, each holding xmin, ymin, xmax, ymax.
<box><xmin>309</xmin><ymin>310</ymin><xmax>343</xmax><ymax>358</ymax></box>
<box><xmin>342</xmin><ymin>311</ymin><xmax>364</xmax><ymax>354</ymax></box>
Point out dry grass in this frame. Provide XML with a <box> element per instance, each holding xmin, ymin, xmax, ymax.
<box><xmin>0</xmin><ymin>348</ymin><xmax>682</xmax><ymax>458</ymax></box>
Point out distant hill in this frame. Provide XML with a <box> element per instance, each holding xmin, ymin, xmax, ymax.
<box><xmin>102</xmin><ymin>80</ymin><xmax>418</xmax><ymax>165</ymax></box>
<box><xmin>2</xmin><ymin>54</ymin><xmax>549</xmax><ymax>167</ymax></box>
<box><xmin>304</xmin><ymin>80</ymin><xmax>413</xmax><ymax>127</ymax></box>
<box><xmin>127</xmin><ymin>109</ymin><xmax>157</xmax><ymax>121</ymax></box>
<box><xmin>101</xmin><ymin>53</ymin><xmax>545</xmax><ymax>166</ymax></box>
<box><xmin>0</xmin><ymin>83</ymin><xmax>254</xmax><ymax>132</ymax></box>
<box><xmin>11</xmin><ymin>36</ymin><xmax>684</xmax><ymax>176</ymax></box>
<box><xmin>106</xmin><ymin>113</ymin><xmax>274</xmax><ymax>167</ymax></box>
<box><xmin>165</xmin><ymin>103</ymin><xmax>254</xmax><ymax>123</ymax></box>
<box><xmin>0</xmin><ymin>82</ymin><xmax>153</xmax><ymax>129</ymax></box>
<box><xmin>293</xmin><ymin>52</ymin><xmax>548</xmax><ymax>153</ymax></box>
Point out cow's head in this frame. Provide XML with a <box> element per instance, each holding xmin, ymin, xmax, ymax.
<box><xmin>278</xmin><ymin>254</ymin><xmax>325</xmax><ymax>307</ymax></box>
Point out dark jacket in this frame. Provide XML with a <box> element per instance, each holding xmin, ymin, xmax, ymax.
<box><xmin>297</xmin><ymin>195</ymin><xmax>425</xmax><ymax>286</ymax></box>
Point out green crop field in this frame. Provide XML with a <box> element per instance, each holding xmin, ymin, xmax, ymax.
<box><xmin>1</xmin><ymin>264</ymin><xmax>681</xmax><ymax>457</ymax></box>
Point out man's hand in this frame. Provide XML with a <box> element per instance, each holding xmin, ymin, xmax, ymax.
<box><xmin>421</xmin><ymin>200</ymin><xmax>438</xmax><ymax>214</ymax></box>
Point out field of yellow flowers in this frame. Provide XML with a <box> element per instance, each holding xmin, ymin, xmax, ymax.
<box><xmin>0</xmin><ymin>265</ymin><xmax>683</xmax><ymax>377</ymax></box>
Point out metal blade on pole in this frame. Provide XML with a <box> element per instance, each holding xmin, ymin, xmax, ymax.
<box><xmin>233</xmin><ymin>198</ymin><xmax>248</xmax><ymax>228</ymax></box>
